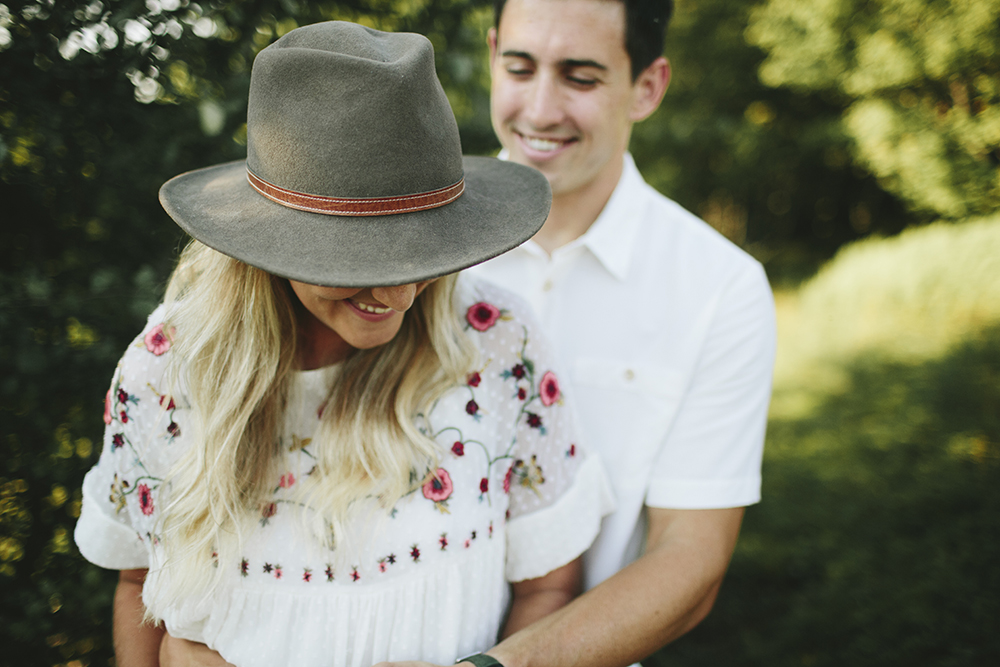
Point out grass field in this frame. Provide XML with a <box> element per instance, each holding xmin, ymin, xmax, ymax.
<box><xmin>651</xmin><ymin>215</ymin><xmax>1000</xmax><ymax>667</ymax></box>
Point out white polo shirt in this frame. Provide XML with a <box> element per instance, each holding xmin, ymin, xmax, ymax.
<box><xmin>467</xmin><ymin>154</ymin><xmax>776</xmax><ymax>590</ymax></box>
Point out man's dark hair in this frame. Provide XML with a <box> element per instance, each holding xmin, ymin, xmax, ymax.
<box><xmin>492</xmin><ymin>0</ymin><xmax>674</xmax><ymax>80</ymax></box>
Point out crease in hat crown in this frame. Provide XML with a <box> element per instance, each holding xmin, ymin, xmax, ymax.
<box><xmin>245</xmin><ymin>21</ymin><xmax>465</xmax><ymax>210</ymax></box>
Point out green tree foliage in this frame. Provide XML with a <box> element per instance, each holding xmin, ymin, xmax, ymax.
<box><xmin>632</xmin><ymin>0</ymin><xmax>910</xmax><ymax>272</ymax></box>
<box><xmin>748</xmin><ymin>0</ymin><xmax>1000</xmax><ymax>220</ymax></box>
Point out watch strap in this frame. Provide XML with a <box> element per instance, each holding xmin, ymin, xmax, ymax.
<box><xmin>457</xmin><ymin>653</ymin><xmax>504</xmax><ymax>667</ymax></box>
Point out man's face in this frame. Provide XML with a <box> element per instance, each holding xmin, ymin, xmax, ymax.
<box><xmin>489</xmin><ymin>0</ymin><xmax>640</xmax><ymax>199</ymax></box>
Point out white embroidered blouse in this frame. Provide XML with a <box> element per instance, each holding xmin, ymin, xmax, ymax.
<box><xmin>75</xmin><ymin>276</ymin><xmax>614</xmax><ymax>667</ymax></box>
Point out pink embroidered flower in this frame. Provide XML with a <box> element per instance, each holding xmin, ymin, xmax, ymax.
<box><xmin>503</xmin><ymin>466</ymin><xmax>513</xmax><ymax>494</ymax></box>
<box><xmin>467</xmin><ymin>371</ymin><xmax>482</xmax><ymax>387</ymax></box>
<box><xmin>260</xmin><ymin>502</ymin><xmax>277</xmax><ymax>523</ymax></box>
<box><xmin>103</xmin><ymin>389</ymin><xmax>113</xmax><ymax>425</ymax></box>
<box><xmin>137</xmin><ymin>484</ymin><xmax>154</xmax><ymax>515</ymax></box>
<box><xmin>279</xmin><ymin>472</ymin><xmax>296</xmax><ymax>488</ymax></box>
<box><xmin>480</xmin><ymin>477</ymin><xmax>489</xmax><ymax>493</ymax></box>
<box><xmin>422</xmin><ymin>469</ymin><xmax>453</xmax><ymax>502</ymax></box>
<box><xmin>466</xmin><ymin>302</ymin><xmax>501</xmax><ymax>331</ymax></box>
<box><xmin>350</xmin><ymin>567</ymin><xmax>360</xmax><ymax>581</ymax></box>
<box><xmin>439</xmin><ymin>533</ymin><xmax>448</xmax><ymax>550</ymax></box>
<box><xmin>539</xmin><ymin>371</ymin><xmax>561</xmax><ymax>406</ymax></box>
<box><xmin>465</xmin><ymin>400</ymin><xmax>479</xmax><ymax>416</ymax></box>
<box><xmin>144</xmin><ymin>323</ymin><xmax>171</xmax><ymax>355</ymax></box>
<box><xmin>303</xmin><ymin>568</ymin><xmax>312</xmax><ymax>582</ymax></box>
<box><xmin>451</xmin><ymin>441</ymin><xmax>465</xmax><ymax>456</ymax></box>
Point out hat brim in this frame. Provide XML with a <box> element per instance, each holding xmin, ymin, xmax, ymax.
<box><xmin>159</xmin><ymin>156</ymin><xmax>550</xmax><ymax>287</ymax></box>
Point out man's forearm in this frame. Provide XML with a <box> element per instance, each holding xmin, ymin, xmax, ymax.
<box><xmin>487</xmin><ymin>507</ymin><xmax>744</xmax><ymax>667</ymax></box>
<box><xmin>114</xmin><ymin>569</ymin><xmax>165</xmax><ymax>667</ymax></box>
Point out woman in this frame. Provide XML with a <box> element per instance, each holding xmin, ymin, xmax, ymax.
<box><xmin>75</xmin><ymin>21</ymin><xmax>613</xmax><ymax>667</ymax></box>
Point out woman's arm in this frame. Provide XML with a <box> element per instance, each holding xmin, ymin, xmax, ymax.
<box><xmin>114</xmin><ymin>569</ymin><xmax>165</xmax><ymax>667</ymax></box>
<box><xmin>501</xmin><ymin>557</ymin><xmax>582</xmax><ymax>638</ymax></box>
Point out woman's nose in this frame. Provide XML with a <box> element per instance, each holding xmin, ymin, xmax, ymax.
<box><xmin>370</xmin><ymin>283</ymin><xmax>418</xmax><ymax>312</ymax></box>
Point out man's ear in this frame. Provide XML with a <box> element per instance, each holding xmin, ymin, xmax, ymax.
<box><xmin>630</xmin><ymin>57</ymin><xmax>671</xmax><ymax>122</ymax></box>
<box><xmin>488</xmin><ymin>27</ymin><xmax>499</xmax><ymax>68</ymax></box>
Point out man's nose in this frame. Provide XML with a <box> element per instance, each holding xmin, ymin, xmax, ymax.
<box><xmin>522</xmin><ymin>74</ymin><xmax>564</xmax><ymax>129</ymax></box>
<box><xmin>370</xmin><ymin>283</ymin><xmax>418</xmax><ymax>312</ymax></box>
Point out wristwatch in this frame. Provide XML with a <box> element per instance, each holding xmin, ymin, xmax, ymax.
<box><xmin>456</xmin><ymin>653</ymin><xmax>504</xmax><ymax>667</ymax></box>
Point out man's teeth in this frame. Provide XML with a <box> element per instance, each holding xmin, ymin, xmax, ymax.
<box><xmin>524</xmin><ymin>136</ymin><xmax>564</xmax><ymax>152</ymax></box>
<box><xmin>353</xmin><ymin>301</ymin><xmax>391</xmax><ymax>314</ymax></box>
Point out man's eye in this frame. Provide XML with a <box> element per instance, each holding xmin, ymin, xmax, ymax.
<box><xmin>506</xmin><ymin>67</ymin><xmax>533</xmax><ymax>76</ymax></box>
<box><xmin>567</xmin><ymin>76</ymin><xmax>598</xmax><ymax>86</ymax></box>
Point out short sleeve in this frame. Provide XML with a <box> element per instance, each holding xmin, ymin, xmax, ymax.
<box><xmin>75</xmin><ymin>307</ymin><xmax>177</xmax><ymax>570</ymax></box>
<box><xmin>645</xmin><ymin>263</ymin><xmax>776</xmax><ymax>509</ymax></box>
<box><xmin>467</xmin><ymin>281</ymin><xmax>615</xmax><ymax>582</ymax></box>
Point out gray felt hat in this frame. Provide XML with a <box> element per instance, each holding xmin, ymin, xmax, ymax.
<box><xmin>159</xmin><ymin>21</ymin><xmax>550</xmax><ymax>287</ymax></box>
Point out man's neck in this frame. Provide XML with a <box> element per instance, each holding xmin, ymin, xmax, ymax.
<box><xmin>531</xmin><ymin>154</ymin><xmax>625</xmax><ymax>255</ymax></box>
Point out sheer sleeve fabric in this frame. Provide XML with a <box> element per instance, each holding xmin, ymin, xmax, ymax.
<box><xmin>75</xmin><ymin>306</ymin><xmax>177</xmax><ymax>570</ymax></box>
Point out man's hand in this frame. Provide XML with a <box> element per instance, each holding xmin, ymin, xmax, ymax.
<box><xmin>159</xmin><ymin>634</ymin><xmax>235</xmax><ymax>667</ymax></box>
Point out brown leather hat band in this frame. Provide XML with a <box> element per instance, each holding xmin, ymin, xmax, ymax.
<box><xmin>247</xmin><ymin>168</ymin><xmax>464</xmax><ymax>216</ymax></box>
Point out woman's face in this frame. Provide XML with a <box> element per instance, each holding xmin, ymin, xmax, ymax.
<box><xmin>289</xmin><ymin>279</ymin><xmax>436</xmax><ymax>362</ymax></box>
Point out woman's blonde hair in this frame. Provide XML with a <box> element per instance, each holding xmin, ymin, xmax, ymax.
<box><xmin>151</xmin><ymin>240</ymin><xmax>476</xmax><ymax>609</ymax></box>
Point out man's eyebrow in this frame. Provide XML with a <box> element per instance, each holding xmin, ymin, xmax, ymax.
<box><xmin>501</xmin><ymin>49</ymin><xmax>536</xmax><ymax>62</ymax></box>
<box><xmin>561</xmin><ymin>58</ymin><xmax>608</xmax><ymax>71</ymax></box>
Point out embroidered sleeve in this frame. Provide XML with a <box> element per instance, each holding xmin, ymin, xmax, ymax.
<box><xmin>75</xmin><ymin>307</ymin><xmax>177</xmax><ymax>570</ymax></box>
<box><xmin>461</xmin><ymin>279</ymin><xmax>615</xmax><ymax>582</ymax></box>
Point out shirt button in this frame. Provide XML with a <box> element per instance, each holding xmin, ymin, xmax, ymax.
<box><xmin>542</xmin><ymin>280</ymin><xmax>554</xmax><ymax>292</ymax></box>
<box><xmin>624</xmin><ymin>369</ymin><xmax>635</xmax><ymax>381</ymax></box>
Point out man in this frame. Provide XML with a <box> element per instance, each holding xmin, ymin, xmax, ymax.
<box><xmin>460</xmin><ymin>0</ymin><xmax>777</xmax><ymax>665</ymax></box>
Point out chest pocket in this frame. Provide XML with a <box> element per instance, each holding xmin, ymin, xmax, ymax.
<box><xmin>569</xmin><ymin>358</ymin><xmax>686</xmax><ymax>484</ymax></box>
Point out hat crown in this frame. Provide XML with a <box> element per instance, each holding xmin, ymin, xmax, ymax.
<box><xmin>246</xmin><ymin>22</ymin><xmax>464</xmax><ymax>199</ymax></box>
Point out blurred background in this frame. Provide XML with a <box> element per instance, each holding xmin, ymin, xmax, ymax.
<box><xmin>1</xmin><ymin>0</ymin><xmax>998</xmax><ymax>665</ymax></box>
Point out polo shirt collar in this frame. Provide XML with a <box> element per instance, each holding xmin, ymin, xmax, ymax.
<box><xmin>577</xmin><ymin>153</ymin><xmax>645</xmax><ymax>282</ymax></box>
<box><xmin>498</xmin><ymin>151</ymin><xmax>645</xmax><ymax>281</ymax></box>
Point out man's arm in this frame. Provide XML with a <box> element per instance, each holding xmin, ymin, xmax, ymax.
<box><xmin>486</xmin><ymin>506</ymin><xmax>744</xmax><ymax>667</ymax></box>
<box><xmin>114</xmin><ymin>568</ymin><xmax>165</xmax><ymax>667</ymax></box>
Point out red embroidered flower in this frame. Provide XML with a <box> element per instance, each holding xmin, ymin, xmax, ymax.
<box><xmin>511</xmin><ymin>364</ymin><xmax>526</xmax><ymax>379</ymax></box>
<box><xmin>117</xmin><ymin>388</ymin><xmax>129</xmax><ymax>405</ymax></box>
<box><xmin>137</xmin><ymin>484</ymin><xmax>154</xmax><ymax>515</ymax></box>
<box><xmin>539</xmin><ymin>371</ymin><xmax>560</xmax><ymax>406</ymax></box>
<box><xmin>112</xmin><ymin>433</ymin><xmax>124</xmax><ymax>449</ymax></box>
<box><xmin>466</xmin><ymin>302</ymin><xmax>501</xmax><ymax>331</ymax></box>
<box><xmin>439</xmin><ymin>533</ymin><xmax>448</xmax><ymax>550</ymax></box>
<box><xmin>144</xmin><ymin>323</ymin><xmax>171</xmax><ymax>355</ymax></box>
<box><xmin>167</xmin><ymin>422</ymin><xmax>180</xmax><ymax>438</ymax></box>
<box><xmin>451</xmin><ymin>441</ymin><xmax>465</xmax><ymax>456</ymax></box>
<box><xmin>279</xmin><ymin>472</ymin><xmax>296</xmax><ymax>488</ymax></box>
<box><xmin>303</xmin><ymin>568</ymin><xmax>312</xmax><ymax>582</ymax></box>
<box><xmin>159</xmin><ymin>395</ymin><xmax>176</xmax><ymax>411</ymax></box>
<box><xmin>410</xmin><ymin>544</ymin><xmax>421</xmax><ymax>562</ymax></box>
<box><xmin>103</xmin><ymin>389</ymin><xmax>113</xmax><ymax>425</ymax></box>
<box><xmin>465</xmin><ymin>399</ymin><xmax>479</xmax><ymax>416</ymax></box>
<box><xmin>503</xmin><ymin>466</ymin><xmax>513</xmax><ymax>494</ymax></box>
<box><xmin>567</xmin><ymin>444</ymin><xmax>576</xmax><ymax>457</ymax></box>
<box><xmin>422</xmin><ymin>469</ymin><xmax>453</xmax><ymax>502</ymax></box>
<box><xmin>526</xmin><ymin>412</ymin><xmax>543</xmax><ymax>429</ymax></box>
<box><xmin>480</xmin><ymin>477</ymin><xmax>489</xmax><ymax>493</ymax></box>
<box><xmin>325</xmin><ymin>565</ymin><xmax>335</xmax><ymax>581</ymax></box>
<box><xmin>517</xmin><ymin>387</ymin><xmax>527</xmax><ymax>401</ymax></box>
<box><xmin>240</xmin><ymin>559</ymin><xmax>249</xmax><ymax>577</ymax></box>
<box><xmin>261</xmin><ymin>502</ymin><xmax>277</xmax><ymax>520</ymax></box>
<box><xmin>120</xmin><ymin>410</ymin><xmax>129</xmax><ymax>424</ymax></box>
<box><xmin>351</xmin><ymin>567</ymin><xmax>360</xmax><ymax>581</ymax></box>
<box><xmin>467</xmin><ymin>371</ymin><xmax>482</xmax><ymax>387</ymax></box>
